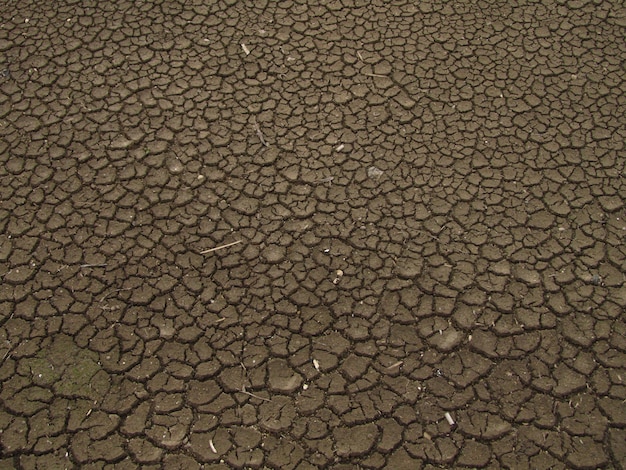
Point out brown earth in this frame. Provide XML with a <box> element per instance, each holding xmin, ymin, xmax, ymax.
<box><xmin>0</xmin><ymin>0</ymin><xmax>625</xmax><ymax>469</ymax></box>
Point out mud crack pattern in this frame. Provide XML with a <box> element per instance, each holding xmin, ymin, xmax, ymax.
<box><xmin>1</xmin><ymin>0</ymin><xmax>625</xmax><ymax>469</ymax></box>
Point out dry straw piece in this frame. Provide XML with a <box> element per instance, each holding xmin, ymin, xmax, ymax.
<box><xmin>200</xmin><ymin>240</ymin><xmax>242</xmax><ymax>254</ymax></box>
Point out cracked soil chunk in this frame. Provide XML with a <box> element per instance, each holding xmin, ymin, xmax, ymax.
<box><xmin>333</xmin><ymin>423</ymin><xmax>379</xmax><ymax>458</ymax></box>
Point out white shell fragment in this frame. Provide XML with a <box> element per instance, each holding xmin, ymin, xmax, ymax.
<box><xmin>241</xmin><ymin>43</ymin><xmax>251</xmax><ymax>55</ymax></box>
<box><xmin>444</xmin><ymin>412</ymin><xmax>455</xmax><ymax>426</ymax></box>
<box><xmin>313</xmin><ymin>359</ymin><xmax>320</xmax><ymax>371</ymax></box>
<box><xmin>209</xmin><ymin>438</ymin><xmax>217</xmax><ymax>453</ymax></box>
<box><xmin>367</xmin><ymin>166</ymin><xmax>384</xmax><ymax>179</ymax></box>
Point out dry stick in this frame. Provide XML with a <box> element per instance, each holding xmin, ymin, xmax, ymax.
<box><xmin>239</xmin><ymin>388</ymin><xmax>271</xmax><ymax>402</ymax></box>
<box><xmin>252</xmin><ymin>118</ymin><xmax>269</xmax><ymax>147</ymax></box>
<box><xmin>0</xmin><ymin>349</ymin><xmax>12</xmax><ymax>367</ymax></box>
<box><xmin>315</xmin><ymin>176</ymin><xmax>334</xmax><ymax>184</ymax></box>
<box><xmin>386</xmin><ymin>361</ymin><xmax>404</xmax><ymax>369</ymax></box>
<box><xmin>0</xmin><ymin>335</ymin><xmax>13</xmax><ymax>367</ymax></box>
<box><xmin>200</xmin><ymin>240</ymin><xmax>242</xmax><ymax>254</ymax></box>
<box><xmin>362</xmin><ymin>72</ymin><xmax>389</xmax><ymax>78</ymax></box>
<box><xmin>99</xmin><ymin>288</ymin><xmax>132</xmax><ymax>303</ymax></box>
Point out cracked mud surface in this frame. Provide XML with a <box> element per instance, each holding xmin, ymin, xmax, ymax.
<box><xmin>1</xmin><ymin>0</ymin><xmax>625</xmax><ymax>468</ymax></box>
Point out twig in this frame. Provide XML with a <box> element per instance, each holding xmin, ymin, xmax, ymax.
<box><xmin>200</xmin><ymin>240</ymin><xmax>242</xmax><ymax>254</ymax></box>
<box><xmin>386</xmin><ymin>361</ymin><xmax>404</xmax><ymax>369</ymax></box>
<box><xmin>0</xmin><ymin>350</ymin><xmax>12</xmax><ymax>366</ymax></box>
<box><xmin>315</xmin><ymin>176</ymin><xmax>334</xmax><ymax>184</ymax></box>
<box><xmin>239</xmin><ymin>389</ymin><xmax>271</xmax><ymax>402</ymax></box>
<box><xmin>362</xmin><ymin>72</ymin><xmax>388</xmax><ymax>78</ymax></box>
<box><xmin>80</xmin><ymin>263</ymin><xmax>108</xmax><ymax>268</ymax></box>
<box><xmin>0</xmin><ymin>338</ymin><xmax>13</xmax><ymax>366</ymax></box>
<box><xmin>99</xmin><ymin>288</ymin><xmax>132</xmax><ymax>303</ymax></box>
<box><xmin>419</xmin><ymin>230</ymin><xmax>441</xmax><ymax>242</ymax></box>
<box><xmin>252</xmin><ymin>118</ymin><xmax>269</xmax><ymax>147</ymax></box>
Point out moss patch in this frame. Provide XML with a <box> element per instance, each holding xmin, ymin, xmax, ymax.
<box><xmin>31</xmin><ymin>334</ymin><xmax>104</xmax><ymax>400</ymax></box>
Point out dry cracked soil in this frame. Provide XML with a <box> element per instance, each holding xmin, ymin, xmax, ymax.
<box><xmin>0</xmin><ymin>0</ymin><xmax>625</xmax><ymax>469</ymax></box>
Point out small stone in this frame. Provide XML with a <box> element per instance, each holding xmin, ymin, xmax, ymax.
<box><xmin>167</xmin><ymin>158</ymin><xmax>184</xmax><ymax>174</ymax></box>
<box><xmin>110</xmin><ymin>136</ymin><xmax>133</xmax><ymax>150</ymax></box>
<box><xmin>429</xmin><ymin>328</ymin><xmax>464</xmax><ymax>352</ymax></box>
<box><xmin>367</xmin><ymin>166</ymin><xmax>384</xmax><ymax>179</ymax></box>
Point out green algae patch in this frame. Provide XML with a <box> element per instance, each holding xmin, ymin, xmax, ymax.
<box><xmin>35</xmin><ymin>334</ymin><xmax>105</xmax><ymax>400</ymax></box>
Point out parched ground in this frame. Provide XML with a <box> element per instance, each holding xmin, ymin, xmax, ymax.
<box><xmin>0</xmin><ymin>0</ymin><xmax>625</xmax><ymax>468</ymax></box>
